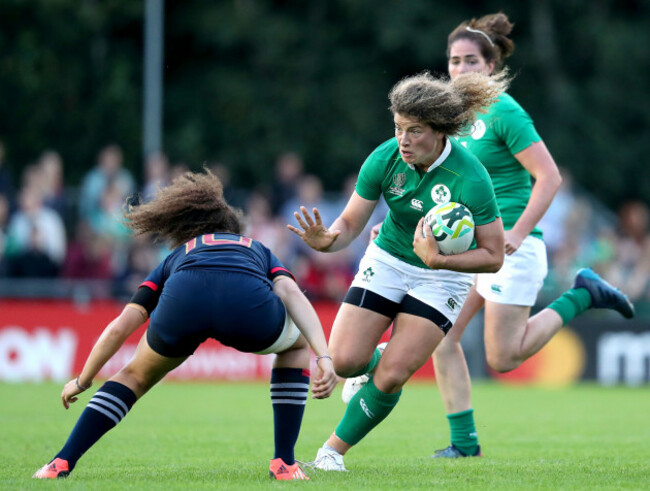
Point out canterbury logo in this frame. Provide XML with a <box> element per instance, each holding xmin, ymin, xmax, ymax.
<box><xmin>359</xmin><ymin>398</ymin><xmax>375</xmax><ymax>419</ymax></box>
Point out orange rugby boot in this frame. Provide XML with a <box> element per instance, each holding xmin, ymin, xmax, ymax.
<box><xmin>269</xmin><ymin>458</ymin><xmax>309</xmax><ymax>480</ymax></box>
<box><xmin>32</xmin><ymin>458</ymin><xmax>71</xmax><ymax>479</ymax></box>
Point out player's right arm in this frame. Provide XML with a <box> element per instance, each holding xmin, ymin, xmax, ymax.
<box><xmin>287</xmin><ymin>191</ymin><xmax>377</xmax><ymax>252</ymax></box>
<box><xmin>61</xmin><ymin>262</ymin><xmax>166</xmax><ymax>409</ymax></box>
<box><xmin>272</xmin><ymin>276</ymin><xmax>337</xmax><ymax>399</ymax></box>
<box><xmin>61</xmin><ymin>304</ymin><xmax>148</xmax><ymax>409</ymax></box>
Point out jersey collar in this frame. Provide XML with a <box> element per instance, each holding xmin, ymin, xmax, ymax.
<box><xmin>407</xmin><ymin>137</ymin><xmax>452</xmax><ymax>173</ymax></box>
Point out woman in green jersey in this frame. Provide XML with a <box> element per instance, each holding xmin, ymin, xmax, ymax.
<box><xmin>428</xmin><ymin>13</ymin><xmax>635</xmax><ymax>458</ymax></box>
<box><xmin>287</xmin><ymin>70</ymin><xmax>506</xmax><ymax>470</ymax></box>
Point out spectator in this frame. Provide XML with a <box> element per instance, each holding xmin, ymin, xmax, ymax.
<box><xmin>605</xmin><ymin>200</ymin><xmax>650</xmax><ymax>301</ymax></box>
<box><xmin>209</xmin><ymin>162</ymin><xmax>248</xmax><ymax>210</ymax></box>
<box><xmin>37</xmin><ymin>150</ymin><xmax>68</xmax><ymax>218</ymax></box>
<box><xmin>141</xmin><ymin>151</ymin><xmax>171</xmax><ymax>203</ymax></box>
<box><xmin>269</xmin><ymin>151</ymin><xmax>303</xmax><ymax>215</ymax></box>
<box><xmin>88</xmin><ymin>180</ymin><xmax>133</xmax><ymax>275</ymax></box>
<box><xmin>61</xmin><ymin>221</ymin><xmax>113</xmax><ymax>280</ymax></box>
<box><xmin>244</xmin><ymin>190</ymin><xmax>288</xmax><ymax>263</ymax></box>
<box><xmin>79</xmin><ymin>145</ymin><xmax>135</xmax><ymax>223</ymax></box>
<box><xmin>4</xmin><ymin>184</ymin><xmax>67</xmax><ymax>277</ymax></box>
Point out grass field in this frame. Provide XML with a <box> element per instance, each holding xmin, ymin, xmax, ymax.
<box><xmin>2</xmin><ymin>380</ymin><xmax>648</xmax><ymax>489</ymax></box>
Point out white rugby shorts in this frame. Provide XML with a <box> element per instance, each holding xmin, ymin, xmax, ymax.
<box><xmin>475</xmin><ymin>235</ymin><xmax>548</xmax><ymax>306</ymax></box>
<box><xmin>255</xmin><ymin>307</ymin><xmax>300</xmax><ymax>355</ymax></box>
<box><xmin>350</xmin><ymin>242</ymin><xmax>473</xmax><ymax>325</ymax></box>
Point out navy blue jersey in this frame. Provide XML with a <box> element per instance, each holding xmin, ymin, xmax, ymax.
<box><xmin>140</xmin><ymin>233</ymin><xmax>293</xmax><ymax>303</ymax></box>
<box><xmin>131</xmin><ymin>233</ymin><xmax>296</xmax><ymax>357</ymax></box>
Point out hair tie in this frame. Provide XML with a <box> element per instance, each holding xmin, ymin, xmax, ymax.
<box><xmin>465</xmin><ymin>26</ymin><xmax>495</xmax><ymax>47</ymax></box>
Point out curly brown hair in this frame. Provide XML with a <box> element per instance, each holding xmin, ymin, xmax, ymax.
<box><xmin>124</xmin><ymin>169</ymin><xmax>243</xmax><ymax>248</ymax></box>
<box><xmin>388</xmin><ymin>70</ymin><xmax>509</xmax><ymax>135</ymax></box>
<box><xmin>447</xmin><ymin>12</ymin><xmax>515</xmax><ymax>72</ymax></box>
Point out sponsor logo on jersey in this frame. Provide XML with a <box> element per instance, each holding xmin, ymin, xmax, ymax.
<box><xmin>410</xmin><ymin>198</ymin><xmax>423</xmax><ymax>210</ymax></box>
<box><xmin>471</xmin><ymin>119</ymin><xmax>487</xmax><ymax>139</ymax></box>
<box><xmin>431</xmin><ymin>184</ymin><xmax>451</xmax><ymax>204</ymax></box>
<box><xmin>362</xmin><ymin>267</ymin><xmax>375</xmax><ymax>282</ymax></box>
<box><xmin>360</xmin><ymin>398</ymin><xmax>375</xmax><ymax>419</ymax></box>
<box><xmin>389</xmin><ymin>173</ymin><xmax>406</xmax><ymax>196</ymax></box>
<box><xmin>491</xmin><ymin>284</ymin><xmax>503</xmax><ymax>294</ymax></box>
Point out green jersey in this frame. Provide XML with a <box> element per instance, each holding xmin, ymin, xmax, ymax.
<box><xmin>356</xmin><ymin>137</ymin><xmax>499</xmax><ymax>268</ymax></box>
<box><xmin>457</xmin><ymin>92</ymin><xmax>543</xmax><ymax>238</ymax></box>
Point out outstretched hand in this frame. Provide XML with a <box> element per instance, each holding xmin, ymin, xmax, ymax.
<box><xmin>311</xmin><ymin>357</ymin><xmax>338</xmax><ymax>399</ymax></box>
<box><xmin>413</xmin><ymin>218</ymin><xmax>442</xmax><ymax>269</ymax></box>
<box><xmin>61</xmin><ymin>378</ymin><xmax>87</xmax><ymax>409</ymax></box>
<box><xmin>287</xmin><ymin>206</ymin><xmax>340</xmax><ymax>252</ymax></box>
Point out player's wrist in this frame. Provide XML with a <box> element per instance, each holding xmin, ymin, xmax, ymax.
<box><xmin>75</xmin><ymin>376</ymin><xmax>92</xmax><ymax>391</ymax></box>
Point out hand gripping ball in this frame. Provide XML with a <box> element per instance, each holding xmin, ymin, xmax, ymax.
<box><xmin>423</xmin><ymin>202</ymin><xmax>475</xmax><ymax>255</ymax></box>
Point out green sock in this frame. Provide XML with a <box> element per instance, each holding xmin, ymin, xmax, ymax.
<box><xmin>547</xmin><ymin>288</ymin><xmax>592</xmax><ymax>325</ymax></box>
<box><xmin>448</xmin><ymin>409</ymin><xmax>479</xmax><ymax>455</ymax></box>
<box><xmin>348</xmin><ymin>347</ymin><xmax>382</xmax><ymax>377</ymax></box>
<box><xmin>335</xmin><ymin>378</ymin><xmax>401</xmax><ymax>445</ymax></box>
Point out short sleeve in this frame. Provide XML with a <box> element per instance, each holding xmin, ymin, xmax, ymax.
<box><xmin>266</xmin><ymin>248</ymin><xmax>295</xmax><ymax>282</ymax></box>
<box><xmin>464</xmin><ymin>165</ymin><xmax>500</xmax><ymax>226</ymax></box>
<box><xmin>494</xmin><ymin>103</ymin><xmax>541</xmax><ymax>155</ymax></box>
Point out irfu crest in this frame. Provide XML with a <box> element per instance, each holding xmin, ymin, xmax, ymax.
<box><xmin>392</xmin><ymin>173</ymin><xmax>406</xmax><ymax>187</ymax></box>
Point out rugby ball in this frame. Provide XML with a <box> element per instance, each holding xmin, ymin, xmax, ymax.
<box><xmin>423</xmin><ymin>202</ymin><xmax>475</xmax><ymax>255</ymax></box>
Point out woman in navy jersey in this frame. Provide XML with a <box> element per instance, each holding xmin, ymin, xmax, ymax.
<box><xmin>33</xmin><ymin>169</ymin><xmax>337</xmax><ymax>481</ymax></box>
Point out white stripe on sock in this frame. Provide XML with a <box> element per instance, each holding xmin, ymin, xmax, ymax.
<box><xmin>271</xmin><ymin>399</ymin><xmax>307</xmax><ymax>405</ymax></box>
<box><xmin>87</xmin><ymin>403</ymin><xmax>121</xmax><ymax>425</ymax></box>
<box><xmin>270</xmin><ymin>383</ymin><xmax>309</xmax><ymax>389</ymax></box>
<box><xmin>89</xmin><ymin>397</ymin><xmax>126</xmax><ymax>420</ymax></box>
<box><xmin>93</xmin><ymin>392</ymin><xmax>129</xmax><ymax>414</ymax></box>
<box><xmin>271</xmin><ymin>391</ymin><xmax>309</xmax><ymax>398</ymax></box>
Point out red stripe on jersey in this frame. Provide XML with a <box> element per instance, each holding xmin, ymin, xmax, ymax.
<box><xmin>302</xmin><ymin>369</ymin><xmax>311</xmax><ymax>378</ymax></box>
<box><xmin>140</xmin><ymin>280</ymin><xmax>159</xmax><ymax>292</ymax></box>
<box><xmin>270</xmin><ymin>267</ymin><xmax>294</xmax><ymax>280</ymax></box>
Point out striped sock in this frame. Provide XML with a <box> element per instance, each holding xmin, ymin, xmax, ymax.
<box><xmin>270</xmin><ymin>368</ymin><xmax>310</xmax><ymax>465</ymax></box>
<box><xmin>55</xmin><ymin>381</ymin><xmax>137</xmax><ymax>469</ymax></box>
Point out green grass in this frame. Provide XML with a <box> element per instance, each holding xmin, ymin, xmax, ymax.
<box><xmin>2</xmin><ymin>381</ymin><xmax>648</xmax><ymax>489</ymax></box>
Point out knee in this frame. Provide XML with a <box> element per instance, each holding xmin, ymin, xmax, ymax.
<box><xmin>485</xmin><ymin>350</ymin><xmax>521</xmax><ymax>373</ymax></box>
<box><xmin>434</xmin><ymin>336</ymin><xmax>460</xmax><ymax>361</ymax></box>
<box><xmin>375</xmin><ymin>370</ymin><xmax>409</xmax><ymax>393</ymax></box>
<box><xmin>330</xmin><ymin>346</ymin><xmax>371</xmax><ymax>378</ymax></box>
<box><xmin>115</xmin><ymin>365</ymin><xmax>149</xmax><ymax>394</ymax></box>
<box><xmin>374</xmin><ymin>360</ymin><xmax>416</xmax><ymax>393</ymax></box>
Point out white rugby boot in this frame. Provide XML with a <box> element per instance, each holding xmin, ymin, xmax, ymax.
<box><xmin>307</xmin><ymin>444</ymin><xmax>347</xmax><ymax>471</ymax></box>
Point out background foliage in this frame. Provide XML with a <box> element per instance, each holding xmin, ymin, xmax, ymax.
<box><xmin>1</xmin><ymin>0</ymin><xmax>648</xmax><ymax>207</ymax></box>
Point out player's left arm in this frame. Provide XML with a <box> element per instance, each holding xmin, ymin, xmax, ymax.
<box><xmin>272</xmin><ymin>276</ymin><xmax>337</xmax><ymax>399</ymax></box>
<box><xmin>414</xmin><ymin>217</ymin><xmax>504</xmax><ymax>273</ymax></box>
<box><xmin>508</xmin><ymin>140</ymin><xmax>562</xmax><ymax>254</ymax></box>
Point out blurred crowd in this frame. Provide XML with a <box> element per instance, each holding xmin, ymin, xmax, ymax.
<box><xmin>0</xmin><ymin>139</ymin><xmax>648</xmax><ymax>305</ymax></box>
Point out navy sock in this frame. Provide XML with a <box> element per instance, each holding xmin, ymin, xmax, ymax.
<box><xmin>270</xmin><ymin>368</ymin><xmax>309</xmax><ymax>465</ymax></box>
<box><xmin>55</xmin><ymin>381</ymin><xmax>137</xmax><ymax>470</ymax></box>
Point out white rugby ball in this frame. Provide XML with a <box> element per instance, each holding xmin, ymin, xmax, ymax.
<box><xmin>423</xmin><ymin>202</ymin><xmax>475</xmax><ymax>255</ymax></box>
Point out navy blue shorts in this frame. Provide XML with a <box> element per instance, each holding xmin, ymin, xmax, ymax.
<box><xmin>146</xmin><ymin>269</ymin><xmax>286</xmax><ymax>357</ymax></box>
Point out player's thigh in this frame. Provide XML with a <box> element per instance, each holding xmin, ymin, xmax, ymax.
<box><xmin>112</xmin><ymin>333</ymin><xmax>187</xmax><ymax>398</ymax></box>
<box><xmin>374</xmin><ymin>312</ymin><xmax>444</xmax><ymax>392</ymax></box>
<box><xmin>328</xmin><ymin>302</ymin><xmax>392</xmax><ymax>367</ymax></box>
<box><xmin>483</xmin><ymin>301</ymin><xmax>531</xmax><ymax>359</ymax></box>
